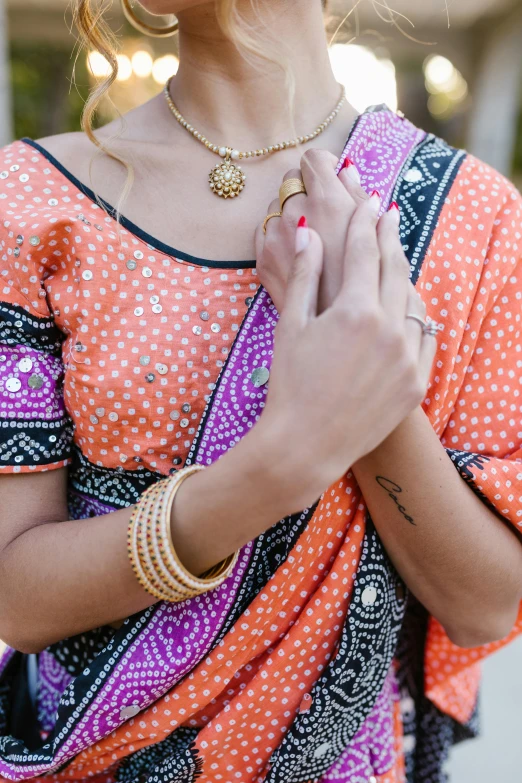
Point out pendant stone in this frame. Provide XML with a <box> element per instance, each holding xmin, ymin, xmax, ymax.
<box><xmin>209</xmin><ymin>160</ymin><xmax>246</xmax><ymax>199</ymax></box>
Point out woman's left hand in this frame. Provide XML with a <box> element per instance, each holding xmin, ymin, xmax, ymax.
<box><xmin>255</xmin><ymin>149</ymin><xmax>404</xmax><ymax>312</ymax></box>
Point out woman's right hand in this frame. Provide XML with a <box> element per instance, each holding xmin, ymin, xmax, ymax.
<box><xmin>258</xmin><ymin>197</ymin><xmax>436</xmax><ymax>511</ymax></box>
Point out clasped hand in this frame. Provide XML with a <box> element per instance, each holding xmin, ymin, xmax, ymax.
<box><xmin>254</xmin><ymin>149</ymin><xmax>437</xmax><ymax>510</ymax></box>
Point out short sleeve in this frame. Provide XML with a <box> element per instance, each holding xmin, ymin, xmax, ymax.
<box><xmin>0</xmin><ymin>166</ymin><xmax>73</xmax><ymax>473</ymax></box>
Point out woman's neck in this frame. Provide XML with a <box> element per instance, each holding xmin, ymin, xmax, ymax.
<box><xmin>170</xmin><ymin>0</ymin><xmax>348</xmax><ymax>149</ymax></box>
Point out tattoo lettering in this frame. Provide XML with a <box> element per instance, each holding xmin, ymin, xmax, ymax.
<box><xmin>375</xmin><ymin>476</ymin><xmax>416</xmax><ymax>526</ymax></box>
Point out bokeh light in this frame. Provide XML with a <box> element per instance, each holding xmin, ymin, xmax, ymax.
<box><xmin>329</xmin><ymin>44</ymin><xmax>398</xmax><ymax>113</ymax></box>
<box><xmin>423</xmin><ymin>55</ymin><xmax>468</xmax><ymax>119</ymax></box>
<box><xmin>116</xmin><ymin>54</ymin><xmax>132</xmax><ymax>82</ymax></box>
<box><xmin>87</xmin><ymin>50</ymin><xmax>112</xmax><ymax>79</ymax></box>
<box><xmin>132</xmin><ymin>50</ymin><xmax>153</xmax><ymax>79</ymax></box>
<box><xmin>152</xmin><ymin>55</ymin><xmax>179</xmax><ymax>85</ymax></box>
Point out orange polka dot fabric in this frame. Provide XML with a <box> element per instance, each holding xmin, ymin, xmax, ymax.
<box><xmin>0</xmin><ymin>122</ymin><xmax>521</xmax><ymax>783</ymax></box>
<box><xmin>0</xmin><ymin>140</ymin><xmax>257</xmax><ymax>476</ymax></box>
<box><xmin>415</xmin><ymin>155</ymin><xmax>522</xmax><ymax>725</ymax></box>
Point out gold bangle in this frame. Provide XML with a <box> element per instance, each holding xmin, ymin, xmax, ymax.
<box><xmin>279</xmin><ymin>177</ymin><xmax>307</xmax><ymax>210</ymax></box>
<box><xmin>128</xmin><ymin>465</ymin><xmax>239</xmax><ymax>603</ymax></box>
<box><xmin>262</xmin><ymin>212</ymin><xmax>282</xmax><ymax>234</ymax></box>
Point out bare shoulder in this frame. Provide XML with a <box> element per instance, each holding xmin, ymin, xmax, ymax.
<box><xmin>34</xmin><ymin>130</ymin><xmax>100</xmax><ymax>184</ymax></box>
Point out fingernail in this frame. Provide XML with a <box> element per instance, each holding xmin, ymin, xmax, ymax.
<box><xmin>342</xmin><ymin>157</ymin><xmax>360</xmax><ymax>183</ymax></box>
<box><xmin>388</xmin><ymin>201</ymin><xmax>400</xmax><ymax>224</ymax></box>
<box><xmin>369</xmin><ymin>190</ymin><xmax>381</xmax><ymax>214</ymax></box>
<box><xmin>295</xmin><ymin>215</ymin><xmax>309</xmax><ymax>254</ymax></box>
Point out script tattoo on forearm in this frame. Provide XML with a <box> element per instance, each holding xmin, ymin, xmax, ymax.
<box><xmin>375</xmin><ymin>476</ymin><xmax>416</xmax><ymax>526</ymax></box>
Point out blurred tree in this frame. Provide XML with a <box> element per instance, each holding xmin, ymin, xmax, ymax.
<box><xmin>10</xmin><ymin>43</ymin><xmax>91</xmax><ymax>140</ymax></box>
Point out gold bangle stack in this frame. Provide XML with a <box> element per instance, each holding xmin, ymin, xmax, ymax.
<box><xmin>128</xmin><ymin>465</ymin><xmax>239</xmax><ymax>603</ymax></box>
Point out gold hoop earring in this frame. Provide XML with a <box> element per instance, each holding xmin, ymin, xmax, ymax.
<box><xmin>121</xmin><ymin>0</ymin><xmax>179</xmax><ymax>38</ymax></box>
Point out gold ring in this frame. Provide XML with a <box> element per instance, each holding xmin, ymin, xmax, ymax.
<box><xmin>279</xmin><ymin>178</ymin><xmax>307</xmax><ymax>210</ymax></box>
<box><xmin>263</xmin><ymin>212</ymin><xmax>283</xmax><ymax>234</ymax></box>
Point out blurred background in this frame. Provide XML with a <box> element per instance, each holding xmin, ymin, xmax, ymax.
<box><xmin>0</xmin><ymin>0</ymin><xmax>521</xmax><ymax>779</ymax></box>
<box><xmin>0</xmin><ymin>0</ymin><xmax>521</xmax><ymax>186</ymax></box>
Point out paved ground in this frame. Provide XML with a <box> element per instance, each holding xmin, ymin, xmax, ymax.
<box><xmin>447</xmin><ymin>636</ymin><xmax>522</xmax><ymax>781</ymax></box>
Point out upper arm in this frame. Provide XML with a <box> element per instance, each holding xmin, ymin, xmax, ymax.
<box><xmin>0</xmin><ymin>141</ymin><xmax>75</xmax><ymax>544</ymax></box>
<box><xmin>0</xmin><ymin>469</ymin><xmax>69</xmax><ymax>552</ymax></box>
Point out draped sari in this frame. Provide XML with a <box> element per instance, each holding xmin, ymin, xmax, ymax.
<box><xmin>0</xmin><ymin>107</ymin><xmax>520</xmax><ymax>783</ymax></box>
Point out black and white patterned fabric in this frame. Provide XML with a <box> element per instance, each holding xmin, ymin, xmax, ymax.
<box><xmin>265</xmin><ymin>523</ymin><xmax>406</xmax><ymax>783</ymax></box>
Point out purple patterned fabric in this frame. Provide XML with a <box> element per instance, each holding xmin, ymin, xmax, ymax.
<box><xmin>37</xmin><ymin>652</ymin><xmax>74</xmax><ymax>733</ymax></box>
<box><xmin>0</xmin><ymin>343</ymin><xmax>65</xmax><ymax>419</ymax></box>
<box><xmin>337</xmin><ymin>109</ymin><xmax>426</xmax><ymax>210</ymax></box>
<box><xmin>68</xmin><ymin>490</ymin><xmax>122</xmax><ymax>519</ymax></box>
<box><xmin>0</xmin><ymin>108</ymin><xmax>426</xmax><ymax>779</ymax></box>
<box><xmin>323</xmin><ymin>669</ymin><xmax>399</xmax><ymax>782</ymax></box>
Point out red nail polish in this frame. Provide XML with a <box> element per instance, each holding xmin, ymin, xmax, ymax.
<box><xmin>297</xmin><ymin>215</ymin><xmax>307</xmax><ymax>228</ymax></box>
<box><xmin>388</xmin><ymin>201</ymin><xmax>400</xmax><ymax>212</ymax></box>
<box><xmin>343</xmin><ymin>157</ymin><xmax>355</xmax><ymax>169</ymax></box>
<box><xmin>370</xmin><ymin>190</ymin><xmax>381</xmax><ymax>199</ymax></box>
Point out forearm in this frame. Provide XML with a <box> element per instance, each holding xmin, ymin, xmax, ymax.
<box><xmin>0</xmin><ymin>425</ymin><xmax>301</xmax><ymax>652</ymax></box>
<box><xmin>352</xmin><ymin>407</ymin><xmax>522</xmax><ymax>647</ymax></box>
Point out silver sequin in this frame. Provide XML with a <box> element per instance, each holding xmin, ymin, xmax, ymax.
<box><xmin>90</xmin><ymin>415</ymin><xmax>99</xmax><ymax>425</ymax></box>
<box><xmin>180</xmin><ymin>418</ymin><xmax>189</xmax><ymax>428</ymax></box>
<box><xmin>149</xmin><ymin>295</ymin><xmax>160</xmax><ymax>305</ymax></box>
<box><xmin>145</xmin><ymin>373</ymin><xmax>155</xmax><ymax>382</ymax></box>
<box><xmin>19</xmin><ymin>173</ymin><xmax>29</xmax><ymax>183</ymax></box>
<box><xmin>404</xmin><ymin>167</ymin><xmax>423</xmax><ymax>183</ymax></box>
<box><xmin>126</xmin><ymin>260</ymin><xmax>137</xmax><ymax>271</ymax></box>
<box><xmin>192</xmin><ymin>325</ymin><xmax>202</xmax><ymax>336</ymax></box>
<box><xmin>139</xmin><ymin>356</ymin><xmax>151</xmax><ymax>366</ymax></box>
<box><xmin>16</xmin><ymin>235</ymin><xmax>23</xmax><ymax>245</ymax></box>
<box><xmin>28</xmin><ymin>374</ymin><xmax>44</xmax><ymax>390</ymax></box>
<box><xmin>29</xmin><ymin>236</ymin><xmax>40</xmax><ymax>247</ymax></box>
<box><xmin>18</xmin><ymin>358</ymin><xmax>33</xmax><ymax>373</ymax></box>
<box><xmin>49</xmin><ymin>435</ymin><xmax>57</xmax><ymax>443</ymax></box>
<box><xmin>151</xmin><ymin>304</ymin><xmax>162</xmax><ymax>314</ymax></box>
<box><xmin>82</xmin><ymin>270</ymin><xmax>93</xmax><ymax>281</ymax></box>
<box><xmin>211</xmin><ymin>323</ymin><xmax>221</xmax><ymax>333</ymax></box>
<box><xmin>169</xmin><ymin>411</ymin><xmax>180</xmax><ymax>421</ymax></box>
<box><xmin>313</xmin><ymin>742</ymin><xmax>331</xmax><ymax>759</ymax></box>
<box><xmin>48</xmin><ymin>198</ymin><xmax>58</xmax><ymax>206</ymax></box>
<box><xmin>6</xmin><ymin>377</ymin><xmax>21</xmax><ymax>393</ymax></box>
<box><xmin>120</xmin><ymin>705</ymin><xmax>140</xmax><ymax>720</ymax></box>
<box><xmin>108</xmin><ymin>412</ymin><xmax>119</xmax><ymax>422</ymax></box>
<box><xmin>13</xmin><ymin>248</ymin><xmax>20</xmax><ymax>258</ymax></box>
<box><xmin>142</xmin><ymin>267</ymin><xmax>152</xmax><ymax>278</ymax></box>
<box><xmin>134</xmin><ymin>307</ymin><xmax>144</xmax><ymax>317</ymax></box>
<box><xmin>250</xmin><ymin>367</ymin><xmax>270</xmax><ymax>387</ymax></box>
<box><xmin>200</xmin><ymin>311</ymin><xmax>209</xmax><ymax>321</ymax></box>
<box><xmin>181</xmin><ymin>403</ymin><xmax>191</xmax><ymax>413</ymax></box>
<box><xmin>361</xmin><ymin>586</ymin><xmax>378</xmax><ymax>606</ymax></box>
<box><xmin>134</xmin><ymin>250</ymin><xmax>144</xmax><ymax>260</ymax></box>
<box><xmin>245</xmin><ymin>296</ymin><xmax>253</xmax><ymax>306</ymax></box>
<box><xmin>155</xmin><ymin>363</ymin><xmax>168</xmax><ymax>375</ymax></box>
<box><xmin>172</xmin><ymin>456</ymin><xmax>182</xmax><ymax>465</ymax></box>
<box><xmin>9</xmin><ymin>164</ymin><xmax>20</xmax><ymax>172</ymax></box>
<box><xmin>0</xmin><ymin>171</ymin><xmax>8</xmax><ymax>179</ymax></box>
<box><xmin>95</xmin><ymin>407</ymin><xmax>105</xmax><ymax>417</ymax></box>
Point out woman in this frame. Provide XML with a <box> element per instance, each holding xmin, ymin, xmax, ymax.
<box><xmin>0</xmin><ymin>0</ymin><xmax>520</xmax><ymax>781</ymax></box>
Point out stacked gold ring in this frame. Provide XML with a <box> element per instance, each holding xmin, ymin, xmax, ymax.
<box><xmin>262</xmin><ymin>212</ymin><xmax>283</xmax><ymax>234</ymax></box>
<box><xmin>279</xmin><ymin>178</ymin><xmax>307</xmax><ymax>210</ymax></box>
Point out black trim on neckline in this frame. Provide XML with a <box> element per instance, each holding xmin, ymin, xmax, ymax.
<box><xmin>22</xmin><ymin>116</ymin><xmax>363</xmax><ymax>270</ymax></box>
<box><xmin>23</xmin><ymin>137</ymin><xmax>255</xmax><ymax>269</ymax></box>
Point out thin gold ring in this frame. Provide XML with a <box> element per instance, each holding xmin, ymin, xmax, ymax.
<box><xmin>263</xmin><ymin>212</ymin><xmax>283</xmax><ymax>234</ymax></box>
<box><xmin>279</xmin><ymin>178</ymin><xmax>307</xmax><ymax>210</ymax></box>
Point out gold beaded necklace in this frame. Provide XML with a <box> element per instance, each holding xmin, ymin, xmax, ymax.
<box><xmin>163</xmin><ymin>77</ymin><xmax>347</xmax><ymax>200</ymax></box>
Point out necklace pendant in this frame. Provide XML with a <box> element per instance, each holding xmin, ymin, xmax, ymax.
<box><xmin>209</xmin><ymin>160</ymin><xmax>246</xmax><ymax>199</ymax></box>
